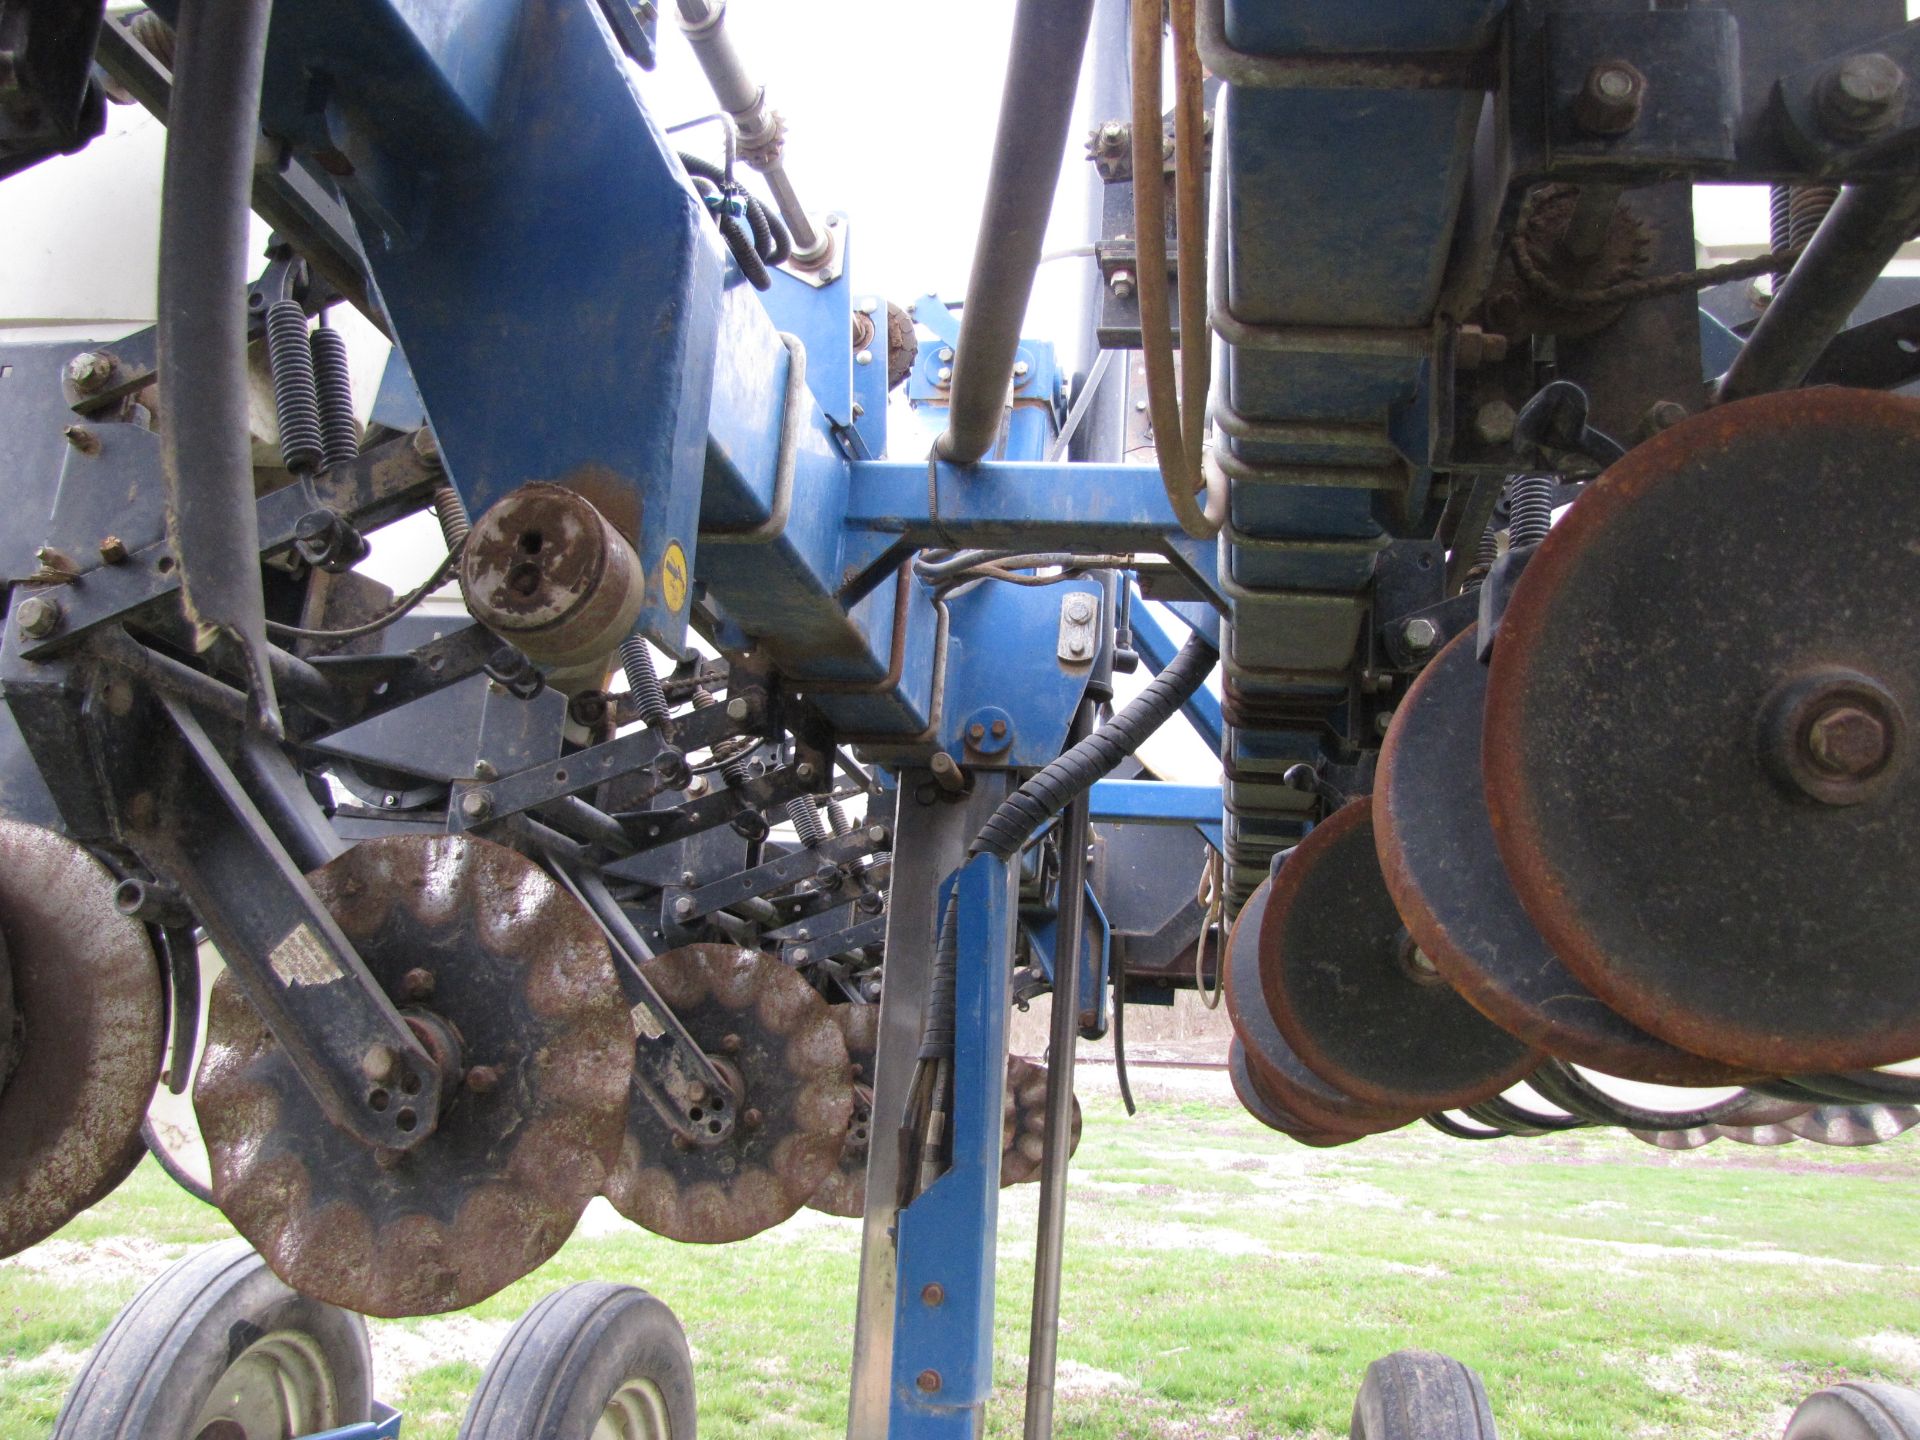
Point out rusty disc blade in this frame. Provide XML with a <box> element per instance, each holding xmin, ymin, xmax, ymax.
<box><xmin>0</xmin><ymin>821</ymin><xmax>164</xmax><ymax>1258</ymax></box>
<box><xmin>1260</xmin><ymin>802</ymin><xmax>1541</xmax><ymax>1113</ymax></box>
<box><xmin>806</xmin><ymin>1002</ymin><xmax>878</xmax><ymax>1219</ymax></box>
<box><xmin>194</xmin><ymin>835</ymin><xmax>632</xmax><ymax>1317</ymax></box>
<box><xmin>1227</xmin><ymin>1040</ymin><xmax>1357</xmax><ymax>1148</ymax></box>
<box><xmin>602</xmin><ymin>944</ymin><xmax>851</xmax><ymax>1243</ymax></box>
<box><xmin>1628</xmin><ymin>1126</ymin><xmax>1720</xmax><ymax>1151</ymax></box>
<box><xmin>1225</xmin><ymin>876</ymin><xmax>1416</xmax><ymax>1138</ymax></box>
<box><xmin>1484</xmin><ymin>389</ymin><xmax>1920</xmax><ymax>1073</ymax></box>
<box><xmin>1783</xmin><ymin>1104</ymin><xmax>1920</xmax><ymax>1147</ymax></box>
<box><xmin>1000</xmin><ymin>1055</ymin><xmax>1082</xmax><ymax>1187</ymax></box>
<box><xmin>1715</xmin><ymin>1124</ymin><xmax>1798</xmax><ymax>1147</ymax></box>
<box><xmin>1376</xmin><ymin>625</ymin><xmax>1747</xmax><ymax>1087</ymax></box>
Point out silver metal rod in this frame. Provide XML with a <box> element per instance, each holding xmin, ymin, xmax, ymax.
<box><xmin>1022</xmin><ymin>702</ymin><xmax>1095</xmax><ymax>1440</ymax></box>
<box><xmin>675</xmin><ymin>0</ymin><xmax>824</xmax><ymax>260</ymax></box>
<box><xmin>935</xmin><ymin>0</ymin><xmax>1099</xmax><ymax>465</ymax></box>
<box><xmin>1717</xmin><ymin>178</ymin><xmax>1920</xmax><ymax>404</ymax></box>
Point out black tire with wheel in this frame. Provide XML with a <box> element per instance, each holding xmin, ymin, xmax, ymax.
<box><xmin>53</xmin><ymin>1239</ymin><xmax>372</xmax><ymax>1440</ymax></box>
<box><xmin>1786</xmin><ymin>1383</ymin><xmax>1920</xmax><ymax>1440</ymax></box>
<box><xmin>1351</xmin><ymin>1350</ymin><xmax>1498</xmax><ymax>1440</ymax></box>
<box><xmin>460</xmin><ymin>1281</ymin><xmax>696</xmax><ymax>1440</ymax></box>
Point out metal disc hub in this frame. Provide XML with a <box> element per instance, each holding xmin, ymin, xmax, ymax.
<box><xmin>1375</xmin><ymin>624</ymin><xmax>1747</xmax><ymax>1086</ymax></box>
<box><xmin>194</xmin><ymin>834</ymin><xmax>633</xmax><ymax>1317</ymax></box>
<box><xmin>0</xmin><ymin>820</ymin><xmax>164</xmax><ymax>1258</ymax></box>
<box><xmin>603</xmin><ymin>943</ymin><xmax>852</xmax><ymax>1244</ymax></box>
<box><xmin>1484</xmin><ymin>388</ymin><xmax>1920</xmax><ymax>1073</ymax></box>
<box><xmin>1258</xmin><ymin>802</ymin><xmax>1541</xmax><ymax>1113</ymax></box>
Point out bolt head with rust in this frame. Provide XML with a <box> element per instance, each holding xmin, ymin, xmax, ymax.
<box><xmin>1401</xmin><ymin>617</ymin><xmax>1440</xmax><ymax>655</ymax></box>
<box><xmin>361</xmin><ymin>1043</ymin><xmax>398</xmax><ymax>1084</ymax></box>
<box><xmin>459</xmin><ymin>790</ymin><xmax>493</xmax><ymax>822</ymax></box>
<box><xmin>1573</xmin><ymin>59</ymin><xmax>1647</xmax><ymax>136</ymax></box>
<box><xmin>1806</xmin><ymin>704</ymin><xmax>1893</xmax><ymax>779</ymax></box>
<box><xmin>64</xmin><ymin>351</ymin><xmax>114</xmax><ymax>393</ymax></box>
<box><xmin>14</xmin><ymin>595</ymin><xmax>61</xmax><ymax>639</ymax></box>
<box><xmin>1819</xmin><ymin>52</ymin><xmax>1907</xmax><ymax>139</ymax></box>
<box><xmin>464</xmin><ymin>1064</ymin><xmax>500</xmax><ymax>1094</ymax></box>
<box><xmin>916</xmin><ymin>1370</ymin><xmax>942</xmax><ymax>1395</ymax></box>
<box><xmin>98</xmin><ymin>535</ymin><xmax>129</xmax><ymax>565</ymax></box>
<box><xmin>400</xmin><ymin>967</ymin><xmax>436</xmax><ymax>1001</ymax></box>
<box><xmin>921</xmin><ymin>1282</ymin><xmax>945</xmax><ymax>1307</ymax></box>
<box><xmin>1108</xmin><ymin>267</ymin><xmax>1136</xmax><ymax>300</ymax></box>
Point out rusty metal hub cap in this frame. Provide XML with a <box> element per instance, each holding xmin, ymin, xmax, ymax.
<box><xmin>1000</xmin><ymin>1056</ymin><xmax>1082</xmax><ymax>1187</ymax></box>
<box><xmin>806</xmin><ymin>1002</ymin><xmax>878</xmax><ymax>1219</ymax></box>
<box><xmin>602</xmin><ymin>944</ymin><xmax>851</xmax><ymax>1244</ymax></box>
<box><xmin>194</xmin><ymin>835</ymin><xmax>633</xmax><ymax>1317</ymax></box>
<box><xmin>0</xmin><ymin>820</ymin><xmax>163</xmax><ymax>1258</ymax></box>
<box><xmin>1259</xmin><ymin>803</ymin><xmax>1541</xmax><ymax>1114</ymax></box>
<box><xmin>1484</xmin><ymin>388</ymin><xmax>1920</xmax><ymax>1074</ymax></box>
<box><xmin>1375</xmin><ymin>624</ymin><xmax>1746</xmax><ymax>1087</ymax></box>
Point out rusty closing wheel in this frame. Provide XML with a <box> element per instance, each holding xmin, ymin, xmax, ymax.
<box><xmin>1000</xmin><ymin>1055</ymin><xmax>1083</xmax><ymax>1187</ymax></box>
<box><xmin>1376</xmin><ymin>625</ymin><xmax>1747</xmax><ymax>1087</ymax></box>
<box><xmin>1785</xmin><ymin>1105</ymin><xmax>1920</xmax><ymax>1147</ymax></box>
<box><xmin>603</xmin><ymin>944</ymin><xmax>851</xmax><ymax>1244</ymax></box>
<box><xmin>1225</xmin><ymin>876</ymin><xmax>1418</xmax><ymax>1139</ymax></box>
<box><xmin>194</xmin><ymin>835</ymin><xmax>633</xmax><ymax>1318</ymax></box>
<box><xmin>0</xmin><ymin>820</ymin><xmax>165</xmax><ymax>1258</ymax></box>
<box><xmin>806</xmin><ymin>1002</ymin><xmax>877</xmax><ymax>1219</ymax></box>
<box><xmin>1259</xmin><ymin>802</ymin><xmax>1541</xmax><ymax>1114</ymax></box>
<box><xmin>1484</xmin><ymin>389</ymin><xmax>1920</xmax><ymax>1075</ymax></box>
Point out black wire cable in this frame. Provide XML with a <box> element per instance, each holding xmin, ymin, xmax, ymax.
<box><xmin>971</xmin><ymin>632</ymin><xmax>1218</xmax><ymax>861</ymax></box>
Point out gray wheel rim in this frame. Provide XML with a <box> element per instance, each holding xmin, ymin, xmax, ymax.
<box><xmin>188</xmin><ymin>1330</ymin><xmax>338</xmax><ymax>1440</ymax></box>
<box><xmin>595</xmin><ymin>1376</ymin><xmax>673</xmax><ymax>1440</ymax></box>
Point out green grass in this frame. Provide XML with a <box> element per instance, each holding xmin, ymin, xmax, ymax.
<box><xmin>4</xmin><ymin>1088</ymin><xmax>1918</xmax><ymax>1439</ymax></box>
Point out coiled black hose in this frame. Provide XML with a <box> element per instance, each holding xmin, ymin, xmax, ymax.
<box><xmin>970</xmin><ymin>632</ymin><xmax>1218</xmax><ymax>860</ymax></box>
<box><xmin>264</xmin><ymin>298</ymin><xmax>323</xmax><ymax>474</ymax></box>
<box><xmin>679</xmin><ymin>149</ymin><xmax>789</xmax><ymax>276</ymax></box>
<box><xmin>309</xmin><ymin>323</ymin><xmax>359</xmax><ymax>472</ymax></box>
<box><xmin>718</xmin><ymin>212</ymin><xmax>771</xmax><ymax>290</ymax></box>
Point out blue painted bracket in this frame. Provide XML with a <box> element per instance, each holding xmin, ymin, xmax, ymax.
<box><xmin>1090</xmin><ymin>779</ymin><xmax>1226</xmax><ymax>852</ymax></box>
<box><xmin>889</xmin><ymin>854</ymin><xmax>1016</xmax><ymax>1436</ymax></box>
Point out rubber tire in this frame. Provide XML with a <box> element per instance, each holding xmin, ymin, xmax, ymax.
<box><xmin>1786</xmin><ymin>1383</ymin><xmax>1920</xmax><ymax>1440</ymax></box>
<box><xmin>1351</xmin><ymin>1350</ymin><xmax>1498</xmax><ymax>1440</ymax></box>
<box><xmin>52</xmin><ymin>1239</ymin><xmax>372</xmax><ymax>1439</ymax></box>
<box><xmin>459</xmin><ymin>1282</ymin><xmax>697</xmax><ymax>1439</ymax></box>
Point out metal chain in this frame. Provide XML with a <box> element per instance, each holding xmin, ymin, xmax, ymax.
<box><xmin>1510</xmin><ymin>189</ymin><xmax>1805</xmax><ymax>310</ymax></box>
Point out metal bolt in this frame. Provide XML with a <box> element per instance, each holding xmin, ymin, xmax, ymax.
<box><xmin>968</xmin><ymin>722</ymin><xmax>987</xmax><ymax>742</ymax></box>
<box><xmin>743</xmin><ymin>1107</ymin><xmax>763</xmax><ymax>1128</ymax></box>
<box><xmin>916</xmin><ymin>1370</ymin><xmax>942</xmax><ymax>1395</ymax></box>
<box><xmin>62</xmin><ymin>425</ymin><xmax>99</xmax><ymax>455</ymax></box>
<box><xmin>362</xmin><ymin>1044</ymin><xmax>398</xmax><ymax>1083</ymax></box>
<box><xmin>936</xmin><ymin>365</ymin><xmax>953</xmax><ymax>384</ymax></box>
<box><xmin>990</xmin><ymin>718</ymin><xmax>1007</xmax><ymax>738</ymax></box>
<box><xmin>1375</xmin><ymin>710</ymin><xmax>1395</xmax><ymax>735</ymax></box>
<box><xmin>1066</xmin><ymin>634</ymin><xmax>1090</xmax><ymax>658</ymax></box>
<box><xmin>1642</xmin><ymin>400</ymin><xmax>1689</xmax><ymax>436</ymax></box>
<box><xmin>672</xmin><ymin>894</ymin><xmax>698</xmax><ymax>919</ymax></box>
<box><xmin>1819</xmin><ymin>52</ymin><xmax>1907</xmax><ymax>140</ymax></box>
<box><xmin>411</xmin><ymin>426</ymin><xmax>442</xmax><ymax>466</ymax></box>
<box><xmin>64</xmin><ymin>351</ymin><xmax>114</xmax><ymax>393</ymax></box>
<box><xmin>791</xmin><ymin>948</ymin><xmax>810</xmax><ymax>963</ymax></box>
<box><xmin>1108</xmin><ymin>268</ymin><xmax>1136</xmax><ymax>300</ymax></box>
<box><xmin>867</xmin><ymin>826</ymin><xmax>888</xmax><ymax>845</ymax></box>
<box><xmin>685</xmin><ymin>1080</ymin><xmax>708</xmax><ymax>1105</ymax></box>
<box><xmin>1573</xmin><ymin>59</ymin><xmax>1647</xmax><ymax>137</ymax></box>
<box><xmin>459</xmin><ymin>789</ymin><xmax>493</xmax><ymax>821</ymax></box>
<box><xmin>1807</xmin><ymin>705</ymin><xmax>1893</xmax><ymax>778</ymax></box>
<box><xmin>99</xmin><ymin>535</ymin><xmax>128</xmax><ymax>565</ymax></box>
<box><xmin>796</xmin><ymin>760</ymin><xmax>817</xmax><ymax>782</ymax></box>
<box><xmin>725</xmin><ymin>696</ymin><xmax>750</xmax><ymax>721</ymax></box>
<box><xmin>1473</xmin><ymin>400</ymin><xmax>1517</xmax><ymax>446</ymax></box>
<box><xmin>1100</xmin><ymin>120</ymin><xmax>1125</xmax><ymax>145</ymax></box>
<box><xmin>465</xmin><ymin>1065</ymin><xmax>500</xmax><ymax>1094</ymax></box>
<box><xmin>937</xmin><ymin>347</ymin><xmax>954</xmax><ymax>363</ymax></box>
<box><xmin>856</xmin><ymin>297</ymin><xmax>878</xmax><ymax>315</ymax></box>
<box><xmin>921</xmin><ymin>1283</ymin><xmax>945</xmax><ymax>1307</ymax></box>
<box><xmin>1401</xmin><ymin>617</ymin><xmax>1440</xmax><ymax>655</ymax></box>
<box><xmin>15</xmin><ymin>596</ymin><xmax>60</xmax><ymax>639</ymax></box>
<box><xmin>720</xmin><ymin>1033</ymin><xmax>743</xmax><ymax>1053</ymax></box>
<box><xmin>400</xmin><ymin>967</ymin><xmax>436</xmax><ymax>1001</ymax></box>
<box><xmin>1064</xmin><ymin>593</ymin><xmax>1094</xmax><ymax>624</ymax></box>
<box><xmin>472</xmin><ymin>760</ymin><xmax>498</xmax><ymax>780</ymax></box>
<box><xmin>1013</xmin><ymin>360</ymin><xmax>1029</xmax><ymax>378</ymax></box>
<box><xmin>855</xmin><ymin>349</ymin><xmax>873</xmax><ymax>366</ymax></box>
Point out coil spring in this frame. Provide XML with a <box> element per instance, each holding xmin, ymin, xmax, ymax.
<box><xmin>264</xmin><ymin>300</ymin><xmax>322</xmax><ymax>474</ymax></box>
<box><xmin>619</xmin><ymin>636</ymin><xmax>671</xmax><ymax>728</ymax></box>
<box><xmin>1462</xmin><ymin>518</ymin><xmax>1500</xmax><ymax>594</ymax></box>
<box><xmin>1768</xmin><ymin>183</ymin><xmax>1794</xmax><ymax>255</ymax></box>
<box><xmin>309</xmin><ymin>325</ymin><xmax>359</xmax><ymax>472</ymax></box>
<box><xmin>1788</xmin><ymin>185</ymin><xmax>1839</xmax><ymax>253</ymax></box>
<box><xmin>431</xmin><ymin>486</ymin><xmax>471</xmax><ymax>551</ymax></box>
<box><xmin>1506</xmin><ymin>474</ymin><xmax>1555</xmax><ymax>551</ymax></box>
<box><xmin>787</xmin><ymin>797</ymin><xmax>828</xmax><ymax>847</ymax></box>
<box><xmin>128</xmin><ymin>9</ymin><xmax>175</xmax><ymax>68</ymax></box>
<box><xmin>826</xmin><ymin>799</ymin><xmax>851</xmax><ymax>836</ymax></box>
<box><xmin>691</xmin><ymin>688</ymin><xmax>755</xmax><ymax>787</ymax></box>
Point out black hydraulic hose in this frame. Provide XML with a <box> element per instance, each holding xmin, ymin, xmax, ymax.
<box><xmin>718</xmin><ymin>212</ymin><xmax>771</xmax><ymax>290</ymax></box>
<box><xmin>971</xmin><ymin>632</ymin><xmax>1218</xmax><ymax>861</ymax></box>
<box><xmin>157</xmin><ymin>0</ymin><xmax>279</xmax><ymax>731</ymax></box>
<box><xmin>935</xmin><ymin>0</ymin><xmax>1098</xmax><ymax>464</ymax></box>
<box><xmin>753</xmin><ymin>197</ymin><xmax>791</xmax><ymax>266</ymax></box>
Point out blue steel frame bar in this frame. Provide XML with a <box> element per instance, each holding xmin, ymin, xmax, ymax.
<box><xmin>886</xmin><ymin>856</ymin><xmax>1018</xmax><ymax>1435</ymax></box>
<box><xmin>1128</xmin><ymin>593</ymin><xmax>1226</xmax><ymax>755</ymax></box>
<box><xmin>1090</xmin><ymin>779</ymin><xmax>1226</xmax><ymax>851</ymax></box>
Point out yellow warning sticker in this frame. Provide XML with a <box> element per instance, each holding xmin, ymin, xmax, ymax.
<box><xmin>660</xmin><ymin>541</ymin><xmax>689</xmax><ymax>613</ymax></box>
